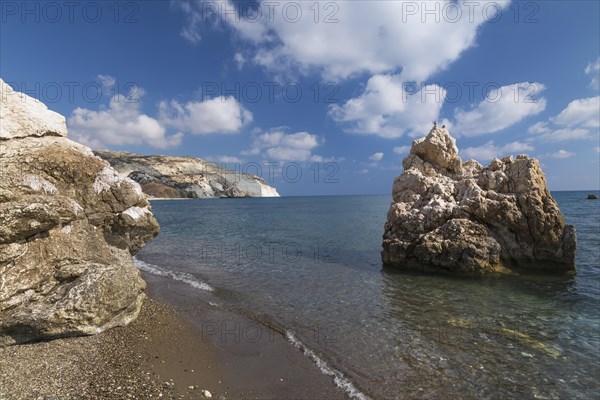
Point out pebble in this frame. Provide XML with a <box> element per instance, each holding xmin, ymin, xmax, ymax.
<box><xmin>202</xmin><ymin>389</ymin><xmax>212</xmax><ymax>398</ymax></box>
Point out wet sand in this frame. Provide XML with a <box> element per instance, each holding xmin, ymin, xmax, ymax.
<box><xmin>0</xmin><ymin>273</ymin><xmax>346</xmax><ymax>400</ymax></box>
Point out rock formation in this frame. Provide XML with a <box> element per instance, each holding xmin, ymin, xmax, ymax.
<box><xmin>0</xmin><ymin>79</ymin><xmax>160</xmax><ymax>346</ymax></box>
<box><xmin>95</xmin><ymin>151</ymin><xmax>280</xmax><ymax>199</ymax></box>
<box><xmin>382</xmin><ymin>124</ymin><xmax>576</xmax><ymax>273</ymax></box>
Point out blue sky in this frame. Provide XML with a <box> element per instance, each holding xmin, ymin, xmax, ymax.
<box><xmin>1</xmin><ymin>0</ymin><xmax>599</xmax><ymax>195</ymax></box>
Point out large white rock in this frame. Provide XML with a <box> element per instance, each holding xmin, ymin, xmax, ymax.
<box><xmin>0</xmin><ymin>78</ymin><xmax>159</xmax><ymax>346</ymax></box>
<box><xmin>0</xmin><ymin>79</ymin><xmax>67</xmax><ymax>139</ymax></box>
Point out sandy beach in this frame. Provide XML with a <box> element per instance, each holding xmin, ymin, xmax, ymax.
<box><xmin>0</xmin><ymin>272</ymin><xmax>346</xmax><ymax>400</ymax></box>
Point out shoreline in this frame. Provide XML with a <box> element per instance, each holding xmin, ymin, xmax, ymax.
<box><xmin>0</xmin><ymin>271</ymin><xmax>347</xmax><ymax>400</ymax></box>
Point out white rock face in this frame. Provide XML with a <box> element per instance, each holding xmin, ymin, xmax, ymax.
<box><xmin>94</xmin><ymin>151</ymin><xmax>280</xmax><ymax>199</ymax></box>
<box><xmin>0</xmin><ymin>78</ymin><xmax>159</xmax><ymax>346</ymax></box>
<box><xmin>0</xmin><ymin>79</ymin><xmax>67</xmax><ymax>139</ymax></box>
<box><xmin>382</xmin><ymin>124</ymin><xmax>576</xmax><ymax>273</ymax></box>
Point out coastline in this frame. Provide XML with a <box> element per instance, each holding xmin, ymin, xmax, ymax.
<box><xmin>0</xmin><ymin>272</ymin><xmax>347</xmax><ymax>400</ymax></box>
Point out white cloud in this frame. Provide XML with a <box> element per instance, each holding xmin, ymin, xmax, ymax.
<box><xmin>176</xmin><ymin>0</ymin><xmax>509</xmax><ymax>82</ymax></box>
<box><xmin>453</xmin><ymin>83</ymin><xmax>547</xmax><ymax>137</ymax></box>
<box><xmin>68</xmin><ymin>93</ymin><xmax>183</xmax><ymax>149</ymax></box>
<box><xmin>159</xmin><ymin>97</ymin><xmax>253</xmax><ymax>135</ymax></box>
<box><xmin>534</xmin><ymin>128</ymin><xmax>594</xmax><ymax>142</ymax></box>
<box><xmin>330</xmin><ymin>74</ymin><xmax>446</xmax><ymax>138</ymax></box>
<box><xmin>242</xmin><ymin>129</ymin><xmax>326</xmax><ymax>161</ymax></box>
<box><xmin>369</xmin><ymin>152</ymin><xmax>384</xmax><ymax>161</ymax></box>
<box><xmin>172</xmin><ymin>1</ymin><xmax>204</xmax><ymax>44</ymax></box>
<box><xmin>585</xmin><ymin>58</ymin><xmax>600</xmax><ymax>90</ymax></box>
<box><xmin>544</xmin><ymin>150</ymin><xmax>575</xmax><ymax>159</ymax></box>
<box><xmin>97</xmin><ymin>74</ymin><xmax>116</xmax><ymax>91</ymax></box>
<box><xmin>550</xmin><ymin>96</ymin><xmax>600</xmax><ymax>129</ymax></box>
<box><xmin>393</xmin><ymin>145</ymin><xmax>411</xmax><ymax>155</ymax></box>
<box><xmin>234</xmin><ymin>52</ymin><xmax>246</xmax><ymax>70</ymax></box>
<box><xmin>527</xmin><ymin>121</ymin><xmax>550</xmax><ymax>135</ymax></box>
<box><xmin>358</xmin><ymin>169</ymin><xmax>369</xmax><ymax>174</ymax></box>
<box><xmin>528</xmin><ymin>96</ymin><xmax>599</xmax><ymax>143</ymax></box>
<box><xmin>206</xmin><ymin>155</ymin><xmax>244</xmax><ymax>164</ymax></box>
<box><xmin>69</xmin><ymin>78</ymin><xmax>253</xmax><ymax>149</ymax></box>
<box><xmin>461</xmin><ymin>141</ymin><xmax>534</xmax><ymax>163</ymax></box>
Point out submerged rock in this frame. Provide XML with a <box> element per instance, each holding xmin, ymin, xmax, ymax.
<box><xmin>95</xmin><ymin>151</ymin><xmax>280</xmax><ymax>199</ymax></box>
<box><xmin>382</xmin><ymin>124</ymin><xmax>576</xmax><ymax>273</ymax></box>
<box><xmin>0</xmin><ymin>79</ymin><xmax>159</xmax><ymax>346</ymax></box>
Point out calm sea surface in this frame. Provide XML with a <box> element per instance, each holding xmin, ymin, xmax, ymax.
<box><xmin>136</xmin><ymin>192</ymin><xmax>600</xmax><ymax>399</ymax></box>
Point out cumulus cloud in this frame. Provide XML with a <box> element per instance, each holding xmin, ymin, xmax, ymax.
<box><xmin>544</xmin><ymin>150</ymin><xmax>575</xmax><ymax>159</ymax></box>
<box><xmin>550</xmin><ymin>96</ymin><xmax>600</xmax><ymax>129</ymax></box>
<box><xmin>330</xmin><ymin>74</ymin><xmax>446</xmax><ymax>138</ymax></box>
<box><xmin>68</xmin><ymin>93</ymin><xmax>183</xmax><ymax>149</ymax></box>
<box><xmin>69</xmin><ymin>79</ymin><xmax>253</xmax><ymax>149</ymax></box>
<box><xmin>159</xmin><ymin>97</ymin><xmax>253</xmax><ymax>135</ymax></box>
<box><xmin>242</xmin><ymin>129</ymin><xmax>326</xmax><ymax>161</ymax></box>
<box><xmin>461</xmin><ymin>141</ymin><xmax>534</xmax><ymax>163</ymax></box>
<box><xmin>175</xmin><ymin>0</ymin><xmax>509</xmax><ymax>82</ymax></box>
<box><xmin>528</xmin><ymin>96</ymin><xmax>599</xmax><ymax>142</ymax></box>
<box><xmin>452</xmin><ymin>83</ymin><xmax>547</xmax><ymax>137</ymax></box>
<box><xmin>369</xmin><ymin>152</ymin><xmax>384</xmax><ymax>161</ymax></box>
<box><xmin>585</xmin><ymin>58</ymin><xmax>600</xmax><ymax>90</ymax></box>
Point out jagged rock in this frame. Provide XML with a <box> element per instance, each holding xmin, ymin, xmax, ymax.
<box><xmin>94</xmin><ymin>151</ymin><xmax>280</xmax><ymax>199</ymax></box>
<box><xmin>0</xmin><ymin>78</ymin><xmax>160</xmax><ymax>346</ymax></box>
<box><xmin>382</xmin><ymin>124</ymin><xmax>576</xmax><ymax>273</ymax></box>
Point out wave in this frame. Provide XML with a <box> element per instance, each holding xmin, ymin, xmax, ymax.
<box><xmin>134</xmin><ymin>257</ymin><xmax>367</xmax><ymax>399</ymax></box>
<box><xmin>133</xmin><ymin>257</ymin><xmax>213</xmax><ymax>292</ymax></box>
<box><xmin>286</xmin><ymin>331</ymin><xmax>370</xmax><ymax>400</ymax></box>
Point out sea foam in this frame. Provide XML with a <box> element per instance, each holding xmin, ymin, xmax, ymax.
<box><xmin>133</xmin><ymin>257</ymin><xmax>213</xmax><ymax>292</ymax></box>
<box><xmin>286</xmin><ymin>331</ymin><xmax>370</xmax><ymax>400</ymax></box>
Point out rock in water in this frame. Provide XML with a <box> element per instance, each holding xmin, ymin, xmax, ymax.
<box><xmin>382</xmin><ymin>124</ymin><xmax>576</xmax><ymax>273</ymax></box>
<box><xmin>0</xmin><ymin>79</ymin><xmax>160</xmax><ymax>346</ymax></box>
<box><xmin>586</xmin><ymin>194</ymin><xmax>598</xmax><ymax>200</ymax></box>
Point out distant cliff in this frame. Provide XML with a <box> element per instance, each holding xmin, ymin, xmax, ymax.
<box><xmin>94</xmin><ymin>151</ymin><xmax>280</xmax><ymax>199</ymax></box>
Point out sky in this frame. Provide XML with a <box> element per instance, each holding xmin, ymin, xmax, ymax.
<box><xmin>1</xmin><ymin>0</ymin><xmax>599</xmax><ymax>196</ymax></box>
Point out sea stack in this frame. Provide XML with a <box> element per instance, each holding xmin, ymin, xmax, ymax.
<box><xmin>0</xmin><ymin>79</ymin><xmax>160</xmax><ymax>345</ymax></box>
<box><xmin>382</xmin><ymin>123</ymin><xmax>576</xmax><ymax>273</ymax></box>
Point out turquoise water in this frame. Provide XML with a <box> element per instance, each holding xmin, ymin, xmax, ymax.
<box><xmin>136</xmin><ymin>192</ymin><xmax>600</xmax><ymax>399</ymax></box>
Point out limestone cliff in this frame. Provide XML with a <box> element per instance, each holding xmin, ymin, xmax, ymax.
<box><xmin>382</xmin><ymin>123</ymin><xmax>576</xmax><ymax>273</ymax></box>
<box><xmin>94</xmin><ymin>151</ymin><xmax>280</xmax><ymax>199</ymax></box>
<box><xmin>0</xmin><ymin>79</ymin><xmax>160</xmax><ymax>345</ymax></box>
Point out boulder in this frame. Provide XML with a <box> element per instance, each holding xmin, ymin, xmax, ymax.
<box><xmin>382</xmin><ymin>124</ymin><xmax>576</xmax><ymax>273</ymax></box>
<box><xmin>586</xmin><ymin>194</ymin><xmax>598</xmax><ymax>200</ymax></box>
<box><xmin>0</xmin><ymin>79</ymin><xmax>160</xmax><ymax>346</ymax></box>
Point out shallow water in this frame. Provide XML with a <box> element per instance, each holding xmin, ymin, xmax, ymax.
<box><xmin>137</xmin><ymin>192</ymin><xmax>600</xmax><ymax>399</ymax></box>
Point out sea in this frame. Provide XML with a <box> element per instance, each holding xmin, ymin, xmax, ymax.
<box><xmin>135</xmin><ymin>191</ymin><xmax>600</xmax><ymax>400</ymax></box>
